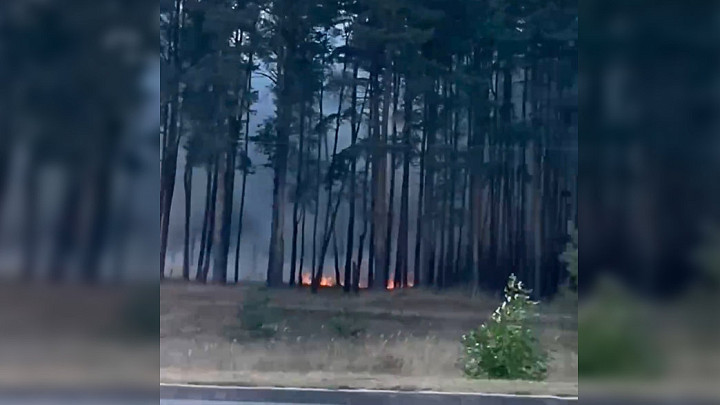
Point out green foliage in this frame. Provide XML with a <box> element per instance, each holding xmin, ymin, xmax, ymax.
<box><xmin>461</xmin><ymin>275</ymin><xmax>547</xmax><ymax>381</ymax></box>
<box><xmin>328</xmin><ymin>310</ymin><xmax>366</xmax><ymax>338</ymax></box>
<box><xmin>559</xmin><ymin>224</ymin><xmax>578</xmax><ymax>290</ymax></box>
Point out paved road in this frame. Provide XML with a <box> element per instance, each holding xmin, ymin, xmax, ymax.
<box><xmin>161</xmin><ymin>401</ymin><xmax>328</xmax><ymax>405</ymax></box>
<box><xmin>160</xmin><ymin>384</ymin><xmax>577</xmax><ymax>405</ymax></box>
<box><xmin>162</xmin><ymin>401</ymin><xmax>330</xmax><ymax>405</ymax></box>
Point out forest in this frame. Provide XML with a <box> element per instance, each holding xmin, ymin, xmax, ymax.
<box><xmin>160</xmin><ymin>0</ymin><xmax>578</xmax><ymax>297</ymax></box>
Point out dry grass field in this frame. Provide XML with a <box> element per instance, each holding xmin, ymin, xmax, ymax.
<box><xmin>160</xmin><ymin>282</ymin><xmax>578</xmax><ymax>395</ymax></box>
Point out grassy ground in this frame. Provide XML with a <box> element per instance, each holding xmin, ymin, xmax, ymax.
<box><xmin>160</xmin><ymin>282</ymin><xmax>578</xmax><ymax>395</ymax></box>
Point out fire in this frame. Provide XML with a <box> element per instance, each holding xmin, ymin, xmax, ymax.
<box><xmin>300</xmin><ymin>273</ymin><xmax>336</xmax><ymax>287</ymax></box>
<box><xmin>386</xmin><ymin>280</ymin><xmax>415</xmax><ymax>290</ymax></box>
<box><xmin>298</xmin><ymin>271</ymin><xmax>414</xmax><ymax>290</ymax></box>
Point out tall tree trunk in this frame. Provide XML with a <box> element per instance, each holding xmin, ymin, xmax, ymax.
<box><xmin>235</xmin><ymin>56</ymin><xmax>254</xmax><ymax>283</ymax></box>
<box><xmin>396</xmin><ymin>78</ymin><xmax>412</xmax><ymax>288</ymax></box>
<box><xmin>357</xmin><ymin>161</ymin><xmax>370</xmax><ymax>289</ymax></box>
<box><xmin>372</xmin><ymin>51</ymin><xmax>390</xmax><ymax>290</ymax></box>
<box><xmin>445</xmin><ymin>80</ymin><xmax>458</xmax><ymax>286</ymax></box>
<box><xmin>469</xmin><ymin>45</ymin><xmax>490</xmax><ymax>294</ymax></box>
<box><xmin>299</xmin><ymin>105</ymin><xmax>313</xmax><ymax>286</ymax></box>
<box><xmin>422</xmin><ymin>82</ymin><xmax>438</xmax><ymax>287</ymax></box>
<box><xmin>530</xmin><ymin>139</ymin><xmax>543</xmax><ymax>297</ymax></box>
<box><xmin>413</xmin><ymin>105</ymin><xmax>428</xmax><ymax>287</ymax></box>
<box><xmin>196</xmin><ymin>165</ymin><xmax>212</xmax><ymax>280</ymax></box>
<box><xmin>160</xmin><ymin>0</ymin><xmax>184</xmax><ymax>280</ymax></box>
<box><xmin>343</xmin><ymin>62</ymin><xmax>360</xmax><ymax>293</ymax></box>
<box><xmin>311</xmin><ymin>78</ymin><xmax>324</xmax><ymax>284</ymax></box>
<box><xmin>333</xmin><ymin>232</ymin><xmax>341</xmax><ymax>286</ymax></box>
<box><xmin>438</xmin><ymin>135</ymin><xmax>448</xmax><ymax>289</ymax></box>
<box><xmin>312</xmin><ymin>180</ymin><xmax>347</xmax><ymax>292</ymax></box>
<box><xmin>23</xmin><ymin>154</ymin><xmax>39</xmax><ymax>281</ymax></box>
<box><xmin>314</xmin><ymin>59</ymin><xmax>347</xmax><ymax>290</ymax></box>
<box><xmin>182</xmin><ymin>156</ymin><xmax>192</xmax><ymax>281</ymax></box>
<box><xmin>456</xmin><ymin>168</ymin><xmax>468</xmax><ymax>282</ymax></box>
<box><xmin>202</xmin><ymin>158</ymin><xmax>219</xmax><ymax>282</ymax></box>
<box><xmin>213</xmin><ymin>149</ymin><xmax>228</xmax><ymax>284</ymax></box>
<box><xmin>213</xmin><ymin>115</ymin><xmax>238</xmax><ymax>284</ymax></box>
<box><xmin>388</xmin><ymin>73</ymin><xmax>399</xmax><ymax>288</ymax></box>
<box><xmin>299</xmin><ymin>208</ymin><xmax>307</xmax><ymax>285</ymax></box>
<box><xmin>160</xmin><ymin>96</ymin><xmax>180</xmax><ymax>280</ymax></box>
<box><xmin>267</xmin><ymin>52</ymin><xmax>292</xmax><ymax>287</ymax></box>
<box><xmin>290</xmin><ymin>102</ymin><xmax>307</xmax><ymax>286</ymax></box>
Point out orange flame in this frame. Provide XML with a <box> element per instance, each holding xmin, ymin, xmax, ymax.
<box><xmin>387</xmin><ymin>280</ymin><xmax>415</xmax><ymax>290</ymax></box>
<box><xmin>298</xmin><ymin>271</ymin><xmax>414</xmax><ymax>289</ymax></box>
<box><xmin>300</xmin><ymin>273</ymin><xmax>336</xmax><ymax>287</ymax></box>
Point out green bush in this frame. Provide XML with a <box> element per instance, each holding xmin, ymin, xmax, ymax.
<box><xmin>461</xmin><ymin>274</ymin><xmax>547</xmax><ymax>380</ymax></box>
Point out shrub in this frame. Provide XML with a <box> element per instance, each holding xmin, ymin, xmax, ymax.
<box><xmin>461</xmin><ymin>274</ymin><xmax>547</xmax><ymax>380</ymax></box>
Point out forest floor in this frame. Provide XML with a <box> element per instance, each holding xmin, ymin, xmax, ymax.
<box><xmin>160</xmin><ymin>281</ymin><xmax>578</xmax><ymax>396</ymax></box>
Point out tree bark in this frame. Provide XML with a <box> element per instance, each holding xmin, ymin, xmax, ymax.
<box><xmin>314</xmin><ymin>59</ymin><xmax>347</xmax><ymax>289</ymax></box>
<box><xmin>343</xmin><ymin>62</ymin><xmax>360</xmax><ymax>293</ymax></box>
<box><xmin>160</xmin><ymin>0</ymin><xmax>184</xmax><ymax>280</ymax></box>
<box><xmin>413</xmin><ymin>105</ymin><xmax>427</xmax><ymax>287</ymax></box>
<box><xmin>388</xmin><ymin>72</ymin><xmax>399</xmax><ymax>288</ymax></box>
<box><xmin>333</xmin><ymin>232</ymin><xmax>341</xmax><ymax>286</ymax></box>
<box><xmin>196</xmin><ymin>165</ymin><xmax>212</xmax><ymax>281</ymax></box>
<box><xmin>312</xmin><ymin>180</ymin><xmax>347</xmax><ymax>292</ymax></box>
<box><xmin>182</xmin><ymin>156</ymin><xmax>192</xmax><ymax>280</ymax></box>
<box><xmin>372</xmin><ymin>50</ymin><xmax>390</xmax><ymax>290</ymax></box>
<box><xmin>396</xmin><ymin>77</ymin><xmax>412</xmax><ymax>288</ymax></box>
<box><xmin>160</xmin><ymin>96</ymin><xmax>180</xmax><ymax>280</ymax></box>
<box><xmin>23</xmin><ymin>153</ymin><xmax>39</xmax><ymax>281</ymax></box>
<box><xmin>299</xmin><ymin>208</ymin><xmax>307</xmax><ymax>285</ymax></box>
<box><xmin>212</xmin><ymin>149</ymin><xmax>228</xmax><ymax>284</ymax></box>
<box><xmin>357</xmin><ymin>161</ymin><xmax>370</xmax><ymax>289</ymax></box>
<box><xmin>202</xmin><ymin>158</ymin><xmax>219</xmax><ymax>282</ymax></box>
<box><xmin>290</xmin><ymin>102</ymin><xmax>307</xmax><ymax>286</ymax></box>
<box><xmin>213</xmin><ymin>115</ymin><xmax>238</xmax><ymax>284</ymax></box>
<box><xmin>422</xmin><ymin>82</ymin><xmax>438</xmax><ymax>287</ymax></box>
<box><xmin>311</xmin><ymin>77</ymin><xmax>324</xmax><ymax>285</ymax></box>
<box><xmin>267</xmin><ymin>49</ymin><xmax>292</xmax><ymax>287</ymax></box>
<box><xmin>235</xmin><ymin>55</ymin><xmax>254</xmax><ymax>283</ymax></box>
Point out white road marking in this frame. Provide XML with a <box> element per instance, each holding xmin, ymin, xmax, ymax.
<box><xmin>161</xmin><ymin>401</ymin><xmax>331</xmax><ymax>405</ymax></box>
<box><xmin>160</xmin><ymin>382</ymin><xmax>579</xmax><ymax>401</ymax></box>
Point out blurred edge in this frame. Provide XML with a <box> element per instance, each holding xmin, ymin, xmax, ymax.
<box><xmin>580</xmin><ymin>0</ymin><xmax>720</xmax><ymax>403</ymax></box>
<box><xmin>0</xmin><ymin>0</ymin><xmax>159</xmax><ymax>400</ymax></box>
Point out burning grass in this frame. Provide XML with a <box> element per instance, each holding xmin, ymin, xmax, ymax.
<box><xmin>299</xmin><ymin>273</ymin><xmax>414</xmax><ymax>289</ymax></box>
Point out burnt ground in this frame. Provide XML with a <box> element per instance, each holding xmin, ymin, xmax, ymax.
<box><xmin>160</xmin><ymin>282</ymin><xmax>578</xmax><ymax>396</ymax></box>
